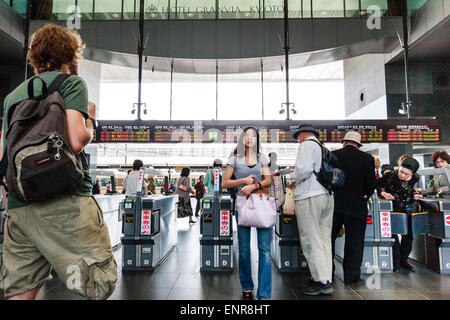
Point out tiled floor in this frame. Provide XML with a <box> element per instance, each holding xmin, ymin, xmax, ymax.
<box><xmin>1</xmin><ymin>216</ymin><xmax>449</xmax><ymax>300</ymax></box>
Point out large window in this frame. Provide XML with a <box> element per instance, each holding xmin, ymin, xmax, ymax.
<box><xmin>312</xmin><ymin>0</ymin><xmax>344</xmax><ymax>18</ymax></box>
<box><xmin>99</xmin><ymin>61</ymin><xmax>345</xmax><ymax>122</ymax></box>
<box><xmin>218</xmin><ymin>0</ymin><xmax>262</xmax><ymax>19</ymax></box>
<box><xmin>94</xmin><ymin>0</ymin><xmax>122</xmax><ymax>20</ymax></box>
<box><xmin>170</xmin><ymin>0</ymin><xmax>216</xmax><ymax>19</ymax></box>
<box><xmin>53</xmin><ymin>0</ymin><xmax>75</xmax><ymax>20</ymax></box>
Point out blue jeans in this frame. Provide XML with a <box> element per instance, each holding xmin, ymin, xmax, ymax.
<box><xmin>235</xmin><ymin>209</ymin><xmax>273</xmax><ymax>299</ymax></box>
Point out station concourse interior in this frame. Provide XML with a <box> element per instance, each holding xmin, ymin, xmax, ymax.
<box><xmin>0</xmin><ymin>0</ymin><xmax>449</xmax><ymax>300</ymax></box>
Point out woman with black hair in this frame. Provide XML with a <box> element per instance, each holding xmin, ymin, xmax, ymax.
<box><xmin>222</xmin><ymin>126</ymin><xmax>273</xmax><ymax>300</ymax></box>
<box><xmin>176</xmin><ymin>167</ymin><xmax>195</xmax><ymax>225</ymax></box>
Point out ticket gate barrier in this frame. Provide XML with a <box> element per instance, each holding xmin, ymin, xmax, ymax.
<box><xmin>120</xmin><ymin>169</ymin><xmax>178</xmax><ymax>272</ymax></box>
<box><xmin>335</xmin><ymin>192</ymin><xmax>396</xmax><ymax>274</ymax></box>
<box><xmin>200</xmin><ymin>194</ymin><xmax>233</xmax><ymax>272</ymax></box>
<box><xmin>271</xmin><ymin>213</ymin><xmax>308</xmax><ymax>272</ymax></box>
<box><xmin>412</xmin><ymin>198</ymin><xmax>450</xmax><ymax>274</ymax></box>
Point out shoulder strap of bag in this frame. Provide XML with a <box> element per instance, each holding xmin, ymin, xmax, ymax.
<box><xmin>48</xmin><ymin>73</ymin><xmax>71</xmax><ymax>93</ymax></box>
<box><xmin>306</xmin><ymin>139</ymin><xmax>325</xmax><ymax>175</ymax></box>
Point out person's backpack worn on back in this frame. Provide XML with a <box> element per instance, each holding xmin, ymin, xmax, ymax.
<box><xmin>309</xmin><ymin>139</ymin><xmax>345</xmax><ymax>193</ymax></box>
<box><xmin>2</xmin><ymin>74</ymin><xmax>84</xmax><ymax>203</ymax></box>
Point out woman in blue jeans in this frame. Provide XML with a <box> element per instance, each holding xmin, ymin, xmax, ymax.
<box><xmin>222</xmin><ymin>126</ymin><xmax>273</xmax><ymax>300</ymax></box>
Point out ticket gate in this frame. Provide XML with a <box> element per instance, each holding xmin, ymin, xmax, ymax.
<box><xmin>334</xmin><ymin>192</ymin><xmax>395</xmax><ymax>274</ymax></box>
<box><xmin>120</xmin><ymin>169</ymin><xmax>178</xmax><ymax>271</ymax></box>
<box><xmin>200</xmin><ymin>194</ymin><xmax>233</xmax><ymax>272</ymax></box>
<box><xmin>200</xmin><ymin>168</ymin><xmax>234</xmax><ymax>272</ymax></box>
<box><xmin>413</xmin><ymin>198</ymin><xmax>450</xmax><ymax>274</ymax></box>
<box><xmin>410</xmin><ymin>168</ymin><xmax>450</xmax><ymax>274</ymax></box>
<box><xmin>271</xmin><ymin>214</ymin><xmax>308</xmax><ymax>272</ymax></box>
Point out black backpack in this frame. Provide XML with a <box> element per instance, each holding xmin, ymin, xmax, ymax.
<box><xmin>1</xmin><ymin>74</ymin><xmax>84</xmax><ymax>203</ymax></box>
<box><xmin>310</xmin><ymin>139</ymin><xmax>345</xmax><ymax>193</ymax></box>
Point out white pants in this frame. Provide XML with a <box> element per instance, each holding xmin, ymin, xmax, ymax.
<box><xmin>295</xmin><ymin>193</ymin><xmax>334</xmax><ymax>282</ymax></box>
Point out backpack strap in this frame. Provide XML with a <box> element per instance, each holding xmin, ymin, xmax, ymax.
<box><xmin>47</xmin><ymin>73</ymin><xmax>71</xmax><ymax>93</ymax></box>
<box><xmin>27</xmin><ymin>76</ymin><xmax>48</xmax><ymax>98</ymax></box>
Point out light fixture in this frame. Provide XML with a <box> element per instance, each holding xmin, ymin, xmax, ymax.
<box><xmin>279</xmin><ymin>109</ymin><xmax>286</xmax><ymax>114</ymax></box>
<box><xmin>112</xmin><ymin>13</ymin><xmax>120</xmax><ymax>18</ymax></box>
<box><xmin>131</xmin><ymin>109</ymin><xmax>136</xmax><ymax>114</ymax></box>
<box><xmin>291</xmin><ymin>108</ymin><xmax>297</xmax><ymax>115</ymax></box>
<box><xmin>398</xmin><ymin>101</ymin><xmax>410</xmax><ymax>116</ymax></box>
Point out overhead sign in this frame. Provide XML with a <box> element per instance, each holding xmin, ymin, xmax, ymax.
<box><xmin>93</xmin><ymin>120</ymin><xmax>441</xmax><ymax>144</ymax></box>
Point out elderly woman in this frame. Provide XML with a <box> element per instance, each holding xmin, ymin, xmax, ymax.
<box><xmin>377</xmin><ymin>157</ymin><xmax>423</xmax><ymax>273</ymax></box>
<box><xmin>421</xmin><ymin>151</ymin><xmax>450</xmax><ymax>199</ymax></box>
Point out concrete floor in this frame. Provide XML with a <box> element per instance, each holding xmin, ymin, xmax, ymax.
<box><xmin>1</xmin><ymin>214</ymin><xmax>449</xmax><ymax>300</ymax></box>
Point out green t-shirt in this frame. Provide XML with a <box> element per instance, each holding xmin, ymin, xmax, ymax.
<box><xmin>2</xmin><ymin>71</ymin><xmax>93</xmax><ymax>210</ymax></box>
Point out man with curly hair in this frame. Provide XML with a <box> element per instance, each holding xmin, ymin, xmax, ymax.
<box><xmin>0</xmin><ymin>24</ymin><xmax>117</xmax><ymax>300</ymax></box>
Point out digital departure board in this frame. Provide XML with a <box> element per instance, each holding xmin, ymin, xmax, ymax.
<box><xmin>93</xmin><ymin>120</ymin><xmax>441</xmax><ymax>144</ymax></box>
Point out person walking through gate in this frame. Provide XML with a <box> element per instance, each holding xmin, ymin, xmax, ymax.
<box><xmin>292</xmin><ymin>124</ymin><xmax>334</xmax><ymax>296</ymax></box>
<box><xmin>331</xmin><ymin>131</ymin><xmax>376</xmax><ymax>286</ymax></box>
<box><xmin>222</xmin><ymin>126</ymin><xmax>273</xmax><ymax>300</ymax></box>
<box><xmin>194</xmin><ymin>175</ymin><xmax>206</xmax><ymax>217</ymax></box>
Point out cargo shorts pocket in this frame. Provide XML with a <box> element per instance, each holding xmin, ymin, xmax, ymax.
<box><xmin>81</xmin><ymin>248</ymin><xmax>118</xmax><ymax>300</ymax></box>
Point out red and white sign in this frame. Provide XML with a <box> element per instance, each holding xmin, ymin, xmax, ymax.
<box><xmin>445</xmin><ymin>215</ymin><xmax>450</xmax><ymax>226</ymax></box>
<box><xmin>380</xmin><ymin>211</ymin><xmax>392</xmax><ymax>238</ymax></box>
<box><xmin>220</xmin><ymin>210</ymin><xmax>230</xmax><ymax>236</ymax></box>
<box><xmin>141</xmin><ymin>210</ymin><xmax>151</xmax><ymax>235</ymax></box>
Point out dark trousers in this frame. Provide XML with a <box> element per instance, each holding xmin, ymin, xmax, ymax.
<box><xmin>392</xmin><ymin>215</ymin><xmax>413</xmax><ymax>266</ymax></box>
<box><xmin>195</xmin><ymin>198</ymin><xmax>201</xmax><ymax>216</ymax></box>
<box><xmin>332</xmin><ymin>212</ymin><xmax>367</xmax><ymax>284</ymax></box>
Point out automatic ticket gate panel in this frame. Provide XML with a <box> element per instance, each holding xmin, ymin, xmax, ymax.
<box><xmin>335</xmin><ymin>196</ymin><xmax>395</xmax><ymax>274</ymax></box>
<box><xmin>271</xmin><ymin>214</ymin><xmax>308</xmax><ymax>272</ymax></box>
<box><xmin>121</xmin><ymin>191</ymin><xmax>178</xmax><ymax>272</ymax></box>
<box><xmin>412</xmin><ymin>198</ymin><xmax>450</xmax><ymax>274</ymax></box>
<box><xmin>200</xmin><ymin>194</ymin><xmax>234</xmax><ymax>272</ymax></box>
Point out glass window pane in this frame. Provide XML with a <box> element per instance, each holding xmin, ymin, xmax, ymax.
<box><xmin>218</xmin><ymin>71</ymin><xmax>262</xmax><ymax>120</ymax></box>
<box><xmin>53</xmin><ymin>0</ymin><xmax>76</xmax><ymax>20</ymax></box>
<box><xmin>12</xmin><ymin>0</ymin><xmax>26</xmax><ymax>15</ymax></box>
<box><xmin>312</xmin><ymin>0</ymin><xmax>344</xmax><ymax>18</ymax></box>
<box><xmin>288</xmin><ymin>0</ymin><xmax>302</xmax><ymax>18</ymax></box>
<box><xmin>408</xmin><ymin>0</ymin><xmax>428</xmax><ymax>15</ymax></box>
<box><xmin>172</xmin><ymin>74</ymin><xmax>216</xmax><ymax>120</ymax></box>
<box><xmin>218</xmin><ymin>0</ymin><xmax>261</xmax><ymax>19</ymax></box>
<box><xmin>78</xmin><ymin>0</ymin><xmax>93</xmax><ymax>20</ymax></box>
<box><xmin>264</xmin><ymin>0</ymin><xmax>284</xmax><ymax>19</ymax></box>
<box><xmin>144</xmin><ymin>0</ymin><xmax>169</xmax><ymax>20</ymax></box>
<box><xmin>170</xmin><ymin>0</ymin><xmax>216</xmax><ymax>19</ymax></box>
<box><xmin>94</xmin><ymin>0</ymin><xmax>122</xmax><ymax>20</ymax></box>
<box><xmin>345</xmin><ymin>0</ymin><xmax>360</xmax><ymax>17</ymax></box>
<box><xmin>123</xmin><ymin>0</ymin><xmax>136</xmax><ymax>19</ymax></box>
<box><xmin>361</xmin><ymin>0</ymin><xmax>387</xmax><ymax>17</ymax></box>
<box><xmin>302</xmin><ymin>0</ymin><xmax>311</xmax><ymax>18</ymax></box>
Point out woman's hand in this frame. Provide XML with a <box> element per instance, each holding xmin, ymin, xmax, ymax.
<box><xmin>415</xmin><ymin>188</ymin><xmax>422</xmax><ymax>193</ymax></box>
<box><xmin>437</xmin><ymin>188</ymin><xmax>443</xmax><ymax>195</ymax></box>
<box><xmin>414</xmin><ymin>193</ymin><xmax>423</xmax><ymax>200</ymax></box>
<box><xmin>241</xmin><ymin>184</ymin><xmax>258</xmax><ymax>196</ymax></box>
<box><xmin>242</xmin><ymin>175</ymin><xmax>256</xmax><ymax>186</ymax></box>
<box><xmin>381</xmin><ymin>191</ymin><xmax>395</xmax><ymax>200</ymax></box>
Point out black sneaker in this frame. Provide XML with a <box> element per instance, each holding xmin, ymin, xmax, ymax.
<box><xmin>303</xmin><ymin>281</ymin><xmax>334</xmax><ymax>296</ymax></box>
<box><xmin>393</xmin><ymin>265</ymin><xmax>401</xmax><ymax>273</ymax></box>
<box><xmin>400</xmin><ymin>261</ymin><xmax>416</xmax><ymax>272</ymax></box>
<box><xmin>345</xmin><ymin>278</ymin><xmax>365</xmax><ymax>286</ymax></box>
